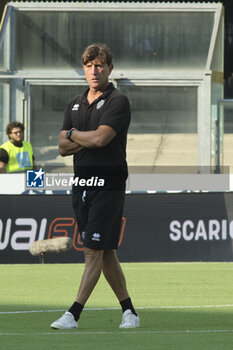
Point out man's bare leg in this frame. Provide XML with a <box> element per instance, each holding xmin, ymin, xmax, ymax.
<box><xmin>102</xmin><ymin>249</ymin><xmax>129</xmax><ymax>301</ymax></box>
<box><xmin>50</xmin><ymin>247</ymin><xmax>104</xmax><ymax>328</ymax></box>
<box><xmin>102</xmin><ymin>249</ymin><xmax>138</xmax><ymax>327</ymax></box>
<box><xmin>76</xmin><ymin>247</ymin><xmax>104</xmax><ymax>305</ymax></box>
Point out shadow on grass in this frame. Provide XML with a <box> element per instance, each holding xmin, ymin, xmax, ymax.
<box><xmin>1</xmin><ymin>305</ymin><xmax>233</xmax><ymax>350</ymax></box>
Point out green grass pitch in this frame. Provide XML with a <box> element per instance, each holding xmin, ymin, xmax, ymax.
<box><xmin>1</xmin><ymin>262</ymin><xmax>233</xmax><ymax>350</ymax></box>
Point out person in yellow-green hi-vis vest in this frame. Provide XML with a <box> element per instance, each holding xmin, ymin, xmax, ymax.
<box><xmin>0</xmin><ymin>121</ymin><xmax>35</xmax><ymax>173</ymax></box>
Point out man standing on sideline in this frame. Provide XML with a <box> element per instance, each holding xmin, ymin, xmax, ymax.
<box><xmin>0</xmin><ymin>121</ymin><xmax>35</xmax><ymax>173</ymax></box>
<box><xmin>50</xmin><ymin>43</ymin><xmax>139</xmax><ymax>329</ymax></box>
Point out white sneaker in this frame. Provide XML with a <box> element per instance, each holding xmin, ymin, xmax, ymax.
<box><xmin>119</xmin><ymin>309</ymin><xmax>140</xmax><ymax>329</ymax></box>
<box><xmin>50</xmin><ymin>311</ymin><xmax>78</xmax><ymax>329</ymax></box>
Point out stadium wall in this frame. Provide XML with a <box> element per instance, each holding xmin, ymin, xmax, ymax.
<box><xmin>1</xmin><ymin>193</ymin><xmax>233</xmax><ymax>263</ymax></box>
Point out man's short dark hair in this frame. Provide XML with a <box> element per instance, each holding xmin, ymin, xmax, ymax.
<box><xmin>82</xmin><ymin>43</ymin><xmax>113</xmax><ymax>66</ymax></box>
<box><xmin>6</xmin><ymin>121</ymin><xmax>25</xmax><ymax>137</ymax></box>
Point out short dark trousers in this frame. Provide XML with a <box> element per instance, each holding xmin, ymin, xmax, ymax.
<box><xmin>72</xmin><ymin>190</ymin><xmax>125</xmax><ymax>250</ymax></box>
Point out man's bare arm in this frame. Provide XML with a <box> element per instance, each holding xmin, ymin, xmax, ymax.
<box><xmin>0</xmin><ymin>161</ymin><xmax>7</xmax><ymax>173</ymax></box>
<box><xmin>70</xmin><ymin>125</ymin><xmax>116</xmax><ymax>148</ymax></box>
<box><xmin>59</xmin><ymin>130</ymin><xmax>83</xmax><ymax>156</ymax></box>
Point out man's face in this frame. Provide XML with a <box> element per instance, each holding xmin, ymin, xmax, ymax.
<box><xmin>83</xmin><ymin>57</ymin><xmax>113</xmax><ymax>91</ymax></box>
<box><xmin>9</xmin><ymin>127</ymin><xmax>23</xmax><ymax>143</ymax></box>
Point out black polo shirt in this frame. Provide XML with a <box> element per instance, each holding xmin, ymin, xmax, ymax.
<box><xmin>61</xmin><ymin>83</ymin><xmax>131</xmax><ymax>184</ymax></box>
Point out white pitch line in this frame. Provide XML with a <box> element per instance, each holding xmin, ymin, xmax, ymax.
<box><xmin>153</xmin><ymin>304</ymin><xmax>233</xmax><ymax>309</ymax></box>
<box><xmin>1</xmin><ymin>304</ymin><xmax>233</xmax><ymax>315</ymax></box>
<box><xmin>0</xmin><ymin>309</ymin><xmax>66</xmax><ymax>315</ymax></box>
<box><xmin>1</xmin><ymin>329</ymin><xmax>233</xmax><ymax>336</ymax></box>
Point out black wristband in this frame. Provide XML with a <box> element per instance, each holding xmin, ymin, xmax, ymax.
<box><xmin>66</xmin><ymin>129</ymin><xmax>74</xmax><ymax>142</ymax></box>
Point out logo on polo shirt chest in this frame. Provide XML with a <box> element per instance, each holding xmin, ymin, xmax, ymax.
<box><xmin>92</xmin><ymin>233</ymin><xmax>101</xmax><ymax>242</ymax></box>
<box><xmin>72</xmin><ymin>104</ymin><xmax>79</xmax><ymax>111</ymax></box>
<box><xmin>96</xmin><ymin>100</ymin><xmax>105</xmax><ymax>110</ymax></box>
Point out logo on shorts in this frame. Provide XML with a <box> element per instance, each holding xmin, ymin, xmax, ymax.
<box><xmin>82</xmin><ymin>190</ymin><xmax>87</xmax><ymax>202</ymax></box>
<box><xmin>96</xmin><ymin>100</ymin><xmax>105</xmax><ymax>110</ymax></box>
<box><xmin>92</xmin><ymin>233</ymin><xmax>101</xmax><ymax>242</ymax></box>
<box><xmin>81</xmin><ymin>231</ymin><xmax>86</xmax><ymax>240</ymax></box>
<box><xmin>72</xmin><ymin>104</ymin><xmax>79</xmax><ymax>111</ymax></box>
